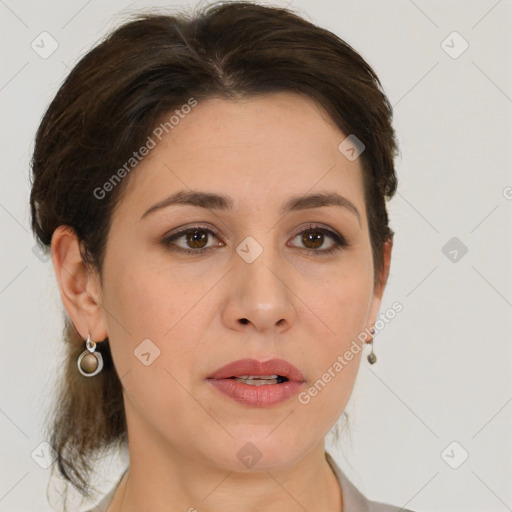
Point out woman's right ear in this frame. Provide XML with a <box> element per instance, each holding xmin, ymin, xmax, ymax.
<box><xmin>50</xmin><ymin>226</ymin><xmax>108</xmax><ymax>342</ymax></box>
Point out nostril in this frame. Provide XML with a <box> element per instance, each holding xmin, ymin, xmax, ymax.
<box><xmin>240</xmin><ymin>318</ymin><xmax>249</xmax><ymax>324</ymax></box>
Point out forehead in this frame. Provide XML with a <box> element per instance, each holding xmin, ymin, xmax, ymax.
<box><xmin>116</xmin><ymin>92</ymin><xmax>366</xmax><ymax>219</ymax></box>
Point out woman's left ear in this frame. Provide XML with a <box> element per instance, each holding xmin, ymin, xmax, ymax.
<box><xmin>367</xmin><ymin>238</ymin><xmax>393</xmax><ymax>324</ymax></box>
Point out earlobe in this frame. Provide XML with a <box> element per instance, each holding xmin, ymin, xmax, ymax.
<box><xmin>51</xmin><ymin>225</ymin><xmax>107</xmax><ymax>342</ymax></box>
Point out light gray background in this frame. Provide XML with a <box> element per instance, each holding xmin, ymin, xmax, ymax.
<box><xmin>1</xmin><ymin>0</ymin><xmax>511</xmax><ymax>511</ymax></box>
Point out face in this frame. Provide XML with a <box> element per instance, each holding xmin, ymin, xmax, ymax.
<box><xmin>95</xmin><ymin>92</ymin><xmax>387</xmax><ymax>471</ymax></box>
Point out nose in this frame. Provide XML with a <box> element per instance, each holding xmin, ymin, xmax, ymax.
<box><xmin>221</xmin><ymin>244</ymin><xmax>296</xmax><ymax>335</ymax></box>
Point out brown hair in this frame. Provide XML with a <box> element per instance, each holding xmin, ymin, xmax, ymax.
<box><xmin>30</xmin><ymin>1</ymin><xmax>398</xmax><ymax>506</ymax></box>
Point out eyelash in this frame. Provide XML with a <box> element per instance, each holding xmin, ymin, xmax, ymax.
<box><xmin>161</xmin><ymin>224</ymin><xmax>349</xmax><ymax>256</ymax></box>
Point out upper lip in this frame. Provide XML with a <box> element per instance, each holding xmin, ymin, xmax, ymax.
<box><xmin>208</xmin><ymin>358</ymin><xmax>305</xmax><ymax>382</ymax></box>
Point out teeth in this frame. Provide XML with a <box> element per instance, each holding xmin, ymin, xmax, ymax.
<box><xmin>228</xmin><ymin>375</ymin><xmax>288</xmax><ymax>385</ymax></box>
<box><xmin>233</xmin><ymin>377</ymin><xmax>279</xmax><ymax>386</ymax></box>
<box><xmin>236</xmin><ymin>375</ymin><xmax>279</xmax><ymax>379</ymax></box>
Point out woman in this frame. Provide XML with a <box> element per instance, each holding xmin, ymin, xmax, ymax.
<box><xmin>30</xmin><ymin>2</ymin><xmax>414</xmax><ymax>511</ymax></box>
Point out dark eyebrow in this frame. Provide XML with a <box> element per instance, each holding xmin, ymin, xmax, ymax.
<box><xmin>140</xmin><ymin>190</ymin><xmax>361</xmax><ymax>224</ymax></box>
<box><xmin>140</xmin><ymin>190</ymin><xmax>235</xmax><ymax>220</ymax></box>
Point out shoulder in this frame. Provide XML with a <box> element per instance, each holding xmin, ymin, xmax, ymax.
<box><xmin>325</xmin><ymin>451</ymin><xmax>418</xmax><ymax>512</ymax></box>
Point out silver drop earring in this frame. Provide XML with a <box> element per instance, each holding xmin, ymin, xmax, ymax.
<box><xmin>77</xmin><ymin>334</ymin><xmax>104</xmax><ymax>377</ymax></box>
<box><xmin>367</xmin><ymin>327</ymin><xmax>377</xmax><ymax>365</ymax></box>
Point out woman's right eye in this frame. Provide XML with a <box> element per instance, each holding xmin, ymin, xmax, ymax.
<box><xmin>161</xmin><ymin>226</ymin><xmax>222</xmax><ymax>254</ymax></box>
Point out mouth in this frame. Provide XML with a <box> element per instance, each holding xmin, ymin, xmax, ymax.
<box><xmin>207</xmin><ymin>358</ymin><xmax>305</xmax><ymax>407</ymax></box>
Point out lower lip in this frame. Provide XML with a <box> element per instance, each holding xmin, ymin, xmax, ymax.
<box><xmin>208</xmin><ymin>378</ymin><xmax>304</xmax><ymax>407</ymax></box>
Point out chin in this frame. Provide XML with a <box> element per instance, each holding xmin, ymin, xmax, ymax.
<box><xmin>204</xmin><ymin>429</ymin><xmax>314</xmax><ymax>473</ymax></box>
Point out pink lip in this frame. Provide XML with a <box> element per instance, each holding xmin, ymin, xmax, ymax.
<box><xmin>207</xmin><ymin>358</ymin><xmax>306</xmax><ymax>408</ymax></box>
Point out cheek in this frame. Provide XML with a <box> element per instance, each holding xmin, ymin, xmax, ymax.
<box><xmin>299</xmin><ymin>256</ymin><xmax>373</xmax><ymax>395</ymax></box>
<box><xmin>102</xmin><ymin>245</ymin><xmax>200</xmax><ymax>335</ymax></box>
<box><xmin>295</xmin><ymin>283</ymin><xmax>370</xmax><ymax>428</ymax></box>
<box><xmin>100</xmin><ymin>249</ymin><xmax>214</xmax><ymax>383</ymax></box>
<box><xmin>307</xmin><ymin>257</ymin><xmax>374</xmax><ymax>341</ymax></box>
<box><xmin>100</xmin><ymin>255</ymin><xmax>205</xmax><ymax>434</ymax></box>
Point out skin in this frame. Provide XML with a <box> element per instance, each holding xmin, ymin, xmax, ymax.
<box><xmin>51</xmin><ymin>92</ymin><xmax>392</xmax><ymax>512</ymax></box>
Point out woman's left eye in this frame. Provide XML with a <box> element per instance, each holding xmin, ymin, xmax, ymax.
<box><xmin>161</xmin><ymin>224</ymin><xmax>348</xmax><ymax>256</ymax></box>
<box><xmin>289</xmin><ymin>225</ymin><xmax>348</xmax><ymax>255</ymax></box>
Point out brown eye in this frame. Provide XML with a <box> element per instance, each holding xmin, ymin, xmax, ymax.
<box><xmin>301</xmin><ymin>229</ymin><xmax>324</xmax><ymax>250</ymax></box>
<box><xmin>162</xmin><ymin>227</ymin><xmax>222</xmax><ymax>254</ymax></box>
<box><xmin>185</xmin><ymin>230</ymin><xmax>208</xmax><ymax>249</ymax></box>
<box><xmin>290</xmin><ymin>225</ymin><xmax>348</xmax><ymax>255</ymax></box>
